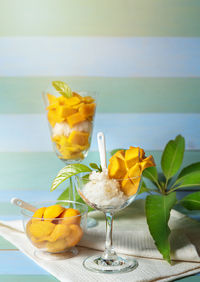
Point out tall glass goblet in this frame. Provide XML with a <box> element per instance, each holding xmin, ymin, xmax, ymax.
<box><xmin>43</xmin><ymin>86</ymin><xmax>97</xmax><ymax>227</ymax></box>
<box><xmin>75</xmin><ymin>173</ymin><xmax>142</xmax><ymax>273</ymax></box>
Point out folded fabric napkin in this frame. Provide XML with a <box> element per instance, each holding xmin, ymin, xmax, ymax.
<box><xmin>0</xmin><ymin>199</ymin><xmax>200</xmax><ymax>282</ymax></box>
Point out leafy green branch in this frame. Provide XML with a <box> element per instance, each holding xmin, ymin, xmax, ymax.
<box><xmin>139</xmin><ymin>135</ymin><xmax>200</xmax><ymax>263</ymax></box>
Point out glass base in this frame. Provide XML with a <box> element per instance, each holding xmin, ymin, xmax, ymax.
<box><xmin>87</xmin><ymin>217</ymin><xmax>97</xmax><ymax>228</ymax></box>
<box><xmin>83</xmin><ymin>254</ymin><xmax>138</xmax><ymax>273</ymax></box>
<box><xmin>33</xmin><ymin>247</ymin><xmax>78</xmax><ymax>261</ymax></box>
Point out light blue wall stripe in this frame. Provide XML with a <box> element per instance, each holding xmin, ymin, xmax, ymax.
<box><xmin>0</xmin><ymin>37</ymin><xmax>200</xmax><ymax>77</ymax></box>
<box><xmin>0</xmin><ymin>113</ymin><xmax>199</xmax><ymax>151</ymax></box>
<box><xmin>0</xmin><ymin>252</ymin><xmax>48</xmax><ymax>275</ymax></box>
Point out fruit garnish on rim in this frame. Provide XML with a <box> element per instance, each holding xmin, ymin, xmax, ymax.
<box><xmin>45</xmin><ymin>81</ymin><xmax>96</xmax><ymax>161</ymax></box>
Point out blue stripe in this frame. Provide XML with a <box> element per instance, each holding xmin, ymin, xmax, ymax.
<box><xmin>0</xmin><ymin>252</ymin><xmax>48</xmax><ymax>275</ymax></box>
<box><xmin>0</xmin><ymin>37</ymin><xmax>200</xmax><ymax>77</ymax></box>
<box><xmin>0</xmin><ymin>113</ymin><xmax>199</xmax><ymax>151</ymax></box>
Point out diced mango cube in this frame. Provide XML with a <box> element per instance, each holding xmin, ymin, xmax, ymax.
<box><xmin>83</xmin><ymin>96</ymin><xmax>95</xmax><ymax>103</ymax></box>
<box><xmin>79</xmin><ymin>103</ymin><xmax>96</xmax><ymax>118</ymax></box>
<box><xmin>57</xmin><ymin>106</ymin><xmax>77</xmax><ymax>118</ymax></box>
<box><xmin>66</xmin><ymin>96</ymin><xmax>81</xmax><ymax>106</ymax></box>
<box><xmin>47</xmin><ymin>93</ymin><xmax>57</xmax><ymax>105</ymax></box>
<box><xmin>67</xmin><ymin>112</ymin><xmax>85</xmax><ymax>127</ymax></box>
<box><xmin>68</xmin><ymin>131</ymin><xmax>89</xmax><ymax>146</ymax></box>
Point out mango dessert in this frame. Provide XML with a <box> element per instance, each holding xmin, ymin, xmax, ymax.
<box><xmin>26</xmin><ymin>204</ymin><xmax>84</xmax><ymax>253</ymax></box>
<box><xmin>46</xmin><ymin>81</ymin><xmax>96</xmax><ymax>161</ymax></box>
<box><xmin>82</xmin><ymin>146</ymin><xmax>155</xmax><ymax>209</ymax></box>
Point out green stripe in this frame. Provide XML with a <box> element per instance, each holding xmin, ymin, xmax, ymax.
<box><xmin>1</xmin><ymin>77</ymin><xmax>200</xmax><ymax>113</ymax></box>
<box><xmin>0</xmin><ymin>151</ymin><xmax>200</xmax><ymax>191</ymax></box>
<box><xmin>0</xmin><ymin>275</ymin><xmax>58</xmax><ymax>281</ymax></box>
<box><xmin>0</xmin><ymin>237</ymin><xmax>16</xmax><ymax>249</ymax></box>
<box><xmin>0</xmin><ymin>0</ymin><xmax>200</xmax><ymax>36</ymax></box>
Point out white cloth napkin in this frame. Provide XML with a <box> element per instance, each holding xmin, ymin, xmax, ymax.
<box><xmin>1</xmin><ymin>199</ymin><xmax>200</xmax><ymax>282</ymax></box>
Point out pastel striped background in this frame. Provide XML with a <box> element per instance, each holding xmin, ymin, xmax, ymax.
<box><xmin>0</xmin><ymin>0</ymin><xmax>200</xmax><ymax>281</ymax></box>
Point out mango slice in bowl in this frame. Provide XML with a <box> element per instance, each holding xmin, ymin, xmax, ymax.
<box><xmin>22</xmin><ymin>201</ymin><xmax>88</xmax><ymax>256</ymax></box>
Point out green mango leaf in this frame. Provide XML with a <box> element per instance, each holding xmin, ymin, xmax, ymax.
<box><xmin>180</xmin><ymin>191</ymin><xmax>200</xmax><ymax>210</ymax></box>
<box><xmin>110</xmin><ymin>148</ymin><xmax>124</xmax><ymax>156</ymax></box>
<box><xmin>51</xmin><ymin>164</ymin><xmax>91</xmax><ymax>191</ymax></box>
<box><xmin>178</xmin><ymin>162</ymin><xmax>200</xmax><ymax>178</ymax></box>
<box><xmin>173</xmin><ymin>171</ymin><xmax>200</xmax><ymax>189</ymax></box>
<box><xmin>52</xmin><ymin>81</ymin><xmax>72</xmax><ymax>98</ymax></box>
<box><xmin>145</xmin><ymin>192</ymin><xmax>177</xmax><ymax>264</ymax></box>
<box><xmin>143</xmin><ymin>166</ymin><xmax>158</xmax><ymax>183</ymax></box>
<box><xmin>161</xmin><ymin>135</ymin><xmax>185</xmax><ymax>180</ymax></box>
<box><xmin>138</xmin><ymin>181</ymin><xmax>152</xmax><ymax>195</ymax></box>
<box><xmin>57</xmin><ymin>186</ymin><xmax>94</xmax><ymax>212</ymax></box>
<box><xmin>89</xmin><ymin>163</ymin><xmax>102</xmax><ymax>172</ymax></box>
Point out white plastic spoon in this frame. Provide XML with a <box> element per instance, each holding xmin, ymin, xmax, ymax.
<box><xmin>97</xmin><ymin>132</ymin><xmax>107</xmax><ymax>170</ymax></box>
<box><xmin>11</xmin><ymin>197</ymin><xmax>37</xmax><ymax>213</ymax></box>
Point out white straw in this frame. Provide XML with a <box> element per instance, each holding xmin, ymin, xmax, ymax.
<box><xmin>97</xmin><ymin>132</ymin><xmax>107</xmax><ymax>170</ymax></box>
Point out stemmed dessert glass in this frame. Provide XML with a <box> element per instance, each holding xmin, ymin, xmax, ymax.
<box><xmin>43</xmin><ymin>84</ymin><xmax>97</xmax><ymax>227</ymax></box>
<box><xmin>74</xmin><ymin>133</ymin><xmax>142</xmax><ymax>273</ymax></box>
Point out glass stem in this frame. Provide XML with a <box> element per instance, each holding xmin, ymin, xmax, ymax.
<box><xmin>102</xmin><ymin>212</ymin><xmax>117</xmax><ymax>261</ymax></box>
<box><xmin>69</xmin><ymin>177</ymin><xmax>76</xmax><ymax>207</ymax></box>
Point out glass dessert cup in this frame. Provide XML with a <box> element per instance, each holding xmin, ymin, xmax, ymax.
<box><xmin>42</xmin><ymin>86</ymin><xmax>97</xmax><ymax>228</ymax></box>
<box><xmin>42</xmin><ymin>87</ymin><xmax>96</xmax><ymax>164</ymax></box>
<box><xmin>75</xmin><ymin>173</ymin><xmax>142</xmax><ymax>273</ymax></box>
<box><xmin>21</xmin><ymin>200</ymin><xmax>87</xmax><ymax>261</ymax></box>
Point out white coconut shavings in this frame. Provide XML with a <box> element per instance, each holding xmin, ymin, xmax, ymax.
<box><xmin>83</xmin><ymin>170</ymin><xmax>127</xmax><ymax>208</ymax></box>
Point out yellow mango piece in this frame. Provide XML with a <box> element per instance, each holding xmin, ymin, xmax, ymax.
<box><xmin>32</xmin><ymin>207</ymin><xmax>46</xmax><ymax>222</ymax></box>
<box><xmin>125</xmin><ymin>147</ymin><xmax>140</xmax><ymax>169</ymax></box>
<box><xmin>121</xmin><ymin>173</ymin><xmax>141</xmax><ymax>196</ymax></box>
<box><xmin>115</xmin><ymin>150</ymin><xmax>125</xmax><ymax>160</ymax></box>
<box><xmin>57</xmin><ymin>96</ymin><xmax>67</xmax><ymax>106</ymax></box>
<box><xmin>59</xmin><ymin>136</ymin><xmax>69</xmax><ymax>147</ymax></box>
<box><xmin>29</xmin><ymin>221</ymin><xmax>55</xmax><ymax>239</ymax></box>
<box><xmin>48</xmin><ymin>224</ymin><xmax>71</xmax><ymax>242</ymax></box>
<box><xmin>108</xmin><ymin>156</ymin><xmax>126</xmax><ymax>179</ymax></box>
<box><xmin>72</xmin><ymin>92</ymin><xmax>83</xmax><ymax>101</ymax></box>
<box><xmin>60</xmin><ymin>208</ymin><xmax>81</xmax><ymax>225</ymax></box>
<box><xmin>47</xmin><ymin>239</ymin><xmax>69</xmax><ymax>253</ymax></box>
<box><xmin>83</xmin><ymin>96</ymin><xmax>95</xmax><ymax>103</ymax></box>
<box><xmin>52</xmin><ymin>135</ymin><xmax>61</xmax><ymax>144</ymax></box>
<box><xmin>140</xmin><ymin>155</ymin><xmax>155</xmax><ymax>171</ymax></box>
<box><xmin>33</xmin><ymin>207</ymin><xmax>46</xmax><ymax>219</ymax></box>
<box><xmin>47</xmin><ymin>109</ymin><xmax>64</xmax><ymax>127</ymax></box>
<box><xmin>66</xmin><ymin>96</ymin><xmax>81</xmax><ymax>106</ymax></box>
<box><xmin>47</xmin><ymin>93</ymin><xmax>57</xmax><ymax>105</ymax></box>
<box><xmin>43</xmin><ymin>205</ymin><xmax>65</xmax><ymax>219</ymax></box>
<box><xmin>57</xmin><ymin>106</ymin><xmax>77</xmax><ymax>118</ymax></box>
<box><xmin>66</xmin><ymin>224</ymin><xmax>83</xmax><ymax>248</ymax></box>
<box><xmin>79</xmin><ymin>103</ymin><xmax>96</xmax><ymax>119</ymax></box>
<box><xmin>128</xmin><ymin>163</ymin><xmax>141</xmax><ymax>178</ymax></box>
<box><xmin>68</xmin><ymin>131</ymin><xmax>89</xmax><ymax>146</ymax></box>
<box><xmin>67</xmin><ymin>112</ymin><xmax>85</xmax><ymax>128</ymax></box>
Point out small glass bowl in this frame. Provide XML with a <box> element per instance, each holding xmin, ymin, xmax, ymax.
<box><xmin>21</xmin><ymin>200</ymin><xmax>88</xmax><ymax>260</ymax></box>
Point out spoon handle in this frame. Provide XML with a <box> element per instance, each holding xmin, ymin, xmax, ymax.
<box><xmin>97</xmin><ymin>132</ymin><xmax>107</xmax><ymax>170</ymax></box>
<box><xmin>11</xmin><ymin>197</ymin><xmax>37</xmax><ymax>213</ymax></box>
